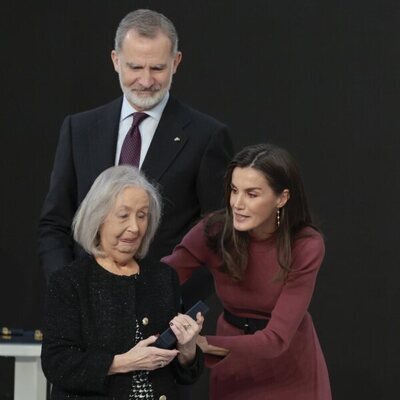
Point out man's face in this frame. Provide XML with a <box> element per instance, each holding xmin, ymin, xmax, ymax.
<box><xmin>111</xmin><ymin>30</ymin><xmax>182</xmax><ymax>111</ymax></box>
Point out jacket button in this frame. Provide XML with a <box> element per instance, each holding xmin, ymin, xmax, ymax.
<box><xmin>159</xmin><ymin>396</ymin><xmax>167</xmax><ymax>400</ymax></box>
<box><xmin>142</xmin><ymin>317</ymin><xmax>149</xmax><ymax>326</ymax></box>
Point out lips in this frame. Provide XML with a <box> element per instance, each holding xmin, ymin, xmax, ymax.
<box><xmin>119</xmin><ymin>237</ymin><xmax>139</xmax><ymax>244</ymax></box>
<box><xmin>134</xmin><ymin>90</ymin><xmax>156</xmax><ymax>94</ymax></box>
<box><xmin>132</xmin><ymin>86</ymin><xmax>160</xmax><ymax>94</ymax></box>
<box><xmin>234</xmin><ymin>213</ymin><xmax>249</xmax><ymax>222</ymax></box>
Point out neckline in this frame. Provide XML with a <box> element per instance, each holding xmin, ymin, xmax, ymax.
<box><xmin>92</xmin><ymin>258</ymin><xmax>141</xmax><ymax>281</ymax></box>
<box><xmin>249</xmin><ymin>232</ymin><xmax>276</xmax><ymax>244</ymax></box>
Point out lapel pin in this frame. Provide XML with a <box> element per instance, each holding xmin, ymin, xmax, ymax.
<box><xmin>174</xmin><ymin>137</ymin><xmax>181</xmax><ymax>142</ymax></box>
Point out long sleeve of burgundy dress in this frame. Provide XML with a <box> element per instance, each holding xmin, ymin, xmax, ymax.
<box><xmin>162</xmin><ymin>220</ymin><xmax>332</xmax><ymax>400</ymax></box>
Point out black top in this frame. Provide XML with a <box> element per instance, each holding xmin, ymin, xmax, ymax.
<box><xmin>41</xmin><ymin>255</ymin><xmax>203</xmax><ymax>399</ymax></box>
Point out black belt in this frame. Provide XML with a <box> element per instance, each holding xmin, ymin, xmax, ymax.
<box><xmin>223</xmin><ymin>309</ymin><xmax>270</xmax><ymax>334</ymax></box>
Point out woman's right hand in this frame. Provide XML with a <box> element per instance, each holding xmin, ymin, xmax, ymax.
<box><xmin>108</xmin><ymin>335</ymin><xmax>179</xmax><ymax>375</ymax></box>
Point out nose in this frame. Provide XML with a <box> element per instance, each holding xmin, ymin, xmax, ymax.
<box><xmin>232</xmin><ymin>193</ymin><xmax>244</xmax><ymax>210</ymax></box>
<box><xmin>127</xmin><ymin>217</ymin><xmax>139</xmax><ymax>234</ymax></box>
<box><xmin>138</xmin><ymin>68</ymin><xmax>154</xmax><ymax>88</ymax></box>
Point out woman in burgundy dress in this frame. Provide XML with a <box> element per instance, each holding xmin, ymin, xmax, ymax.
<box><xmin>162</xmin><ymin>143</ymin><xmax>332</xmax><ymax>400</ymax></box>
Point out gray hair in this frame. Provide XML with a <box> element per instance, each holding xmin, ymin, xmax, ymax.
<box><xmin>114</xmin><ymin>9</ymin><xmax>178</xmax><ymax>54</ymax></box>
<box><xmin>73</xmin><ymin>165</ymin><xmax>162</xmax><ymax>259</ymax></box>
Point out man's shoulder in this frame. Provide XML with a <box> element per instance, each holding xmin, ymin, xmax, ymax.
<box><xmin>167</xmin><ymin>96</ymin><xmax>228</xmax><ymax>129</ymax></box>
<box><xmin>68</xmin><ymin>97</ymin><xmax>122</xmax><ymax>122</ymax></box>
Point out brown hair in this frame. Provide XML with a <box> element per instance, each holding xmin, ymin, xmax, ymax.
<box><xmin>205</xmin><ymin>143</ymin><xmax>318</xmax><ymax>281</ymax></box>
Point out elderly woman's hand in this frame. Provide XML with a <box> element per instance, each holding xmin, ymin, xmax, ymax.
<box><xmin>108</xmin><ymin>335</ymin><xmax>179</xmax><ymax>375</ymax></box>
<box><xmin>169</xmin><ymin>312</ymin><xmax>204</xmax><ymax>366</ymax></box>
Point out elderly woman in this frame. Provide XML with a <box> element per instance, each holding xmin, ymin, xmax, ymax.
<box><xmin>41</xmin><ymin>165</ymin><xmax>204</xmax><ymax>400</ymax></box>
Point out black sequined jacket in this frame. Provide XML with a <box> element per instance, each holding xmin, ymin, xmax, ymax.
<box><xmin>41</xmin><ymin>255</ymin><xmax>203</xmax><ymax>399</ymax></box>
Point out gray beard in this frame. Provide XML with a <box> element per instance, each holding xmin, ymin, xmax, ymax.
<box><xmin>120</xmin><ymin>75</ymin><xmax>173</xmax><ymax>111</ymax></box>
<box><xmin>124</xmin><ymin>87</ymin><xmax>167</xmax><ymax>110</ymax></box>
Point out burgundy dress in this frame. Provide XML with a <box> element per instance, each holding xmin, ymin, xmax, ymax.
<box><xmin>162</xmin><ymin>220</ymin><xmax>331</xmax><ymax>400</ymax></box>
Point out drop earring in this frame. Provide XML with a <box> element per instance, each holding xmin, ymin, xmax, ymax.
<box><xmin>277</xmin><ymin>208</ymin><xmax>281</xmax><ymax>227</ymax></box>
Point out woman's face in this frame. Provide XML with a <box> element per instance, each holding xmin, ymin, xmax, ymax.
<box><xmin>230</xmin><ymin>167</ymin><xmax>289</xmax><ymax>239</ymax></box>
<box><xmin>99</xmin><ymin>186</ymin><xmax>150</xmax><ymax>263</ymax></box>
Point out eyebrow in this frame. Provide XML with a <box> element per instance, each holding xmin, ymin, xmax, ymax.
<box><xmin>117</xmin><ymin>205</ymin><xmax>149</xmax><ymax>210</ymax></box>
<box><xmin>126</xmin><ymin>62</ymin><xmax>167</xmax><ymax>68</ymax></box>
<box><xmin>231</xmin><ymin>183</ymin><xmax>262</xmax><ymax>191</ymax></box>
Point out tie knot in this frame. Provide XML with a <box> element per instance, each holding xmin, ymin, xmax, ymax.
<box><xmin>132</xmin><ymin>112</ymin><xmax>149</xmax><ymax>129</ymax></box>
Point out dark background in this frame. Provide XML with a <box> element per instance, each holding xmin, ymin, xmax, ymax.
<box><xmin>1</xmin><ymin>1</ymin><xmax>399</xmax><ymax>399</ymax></box>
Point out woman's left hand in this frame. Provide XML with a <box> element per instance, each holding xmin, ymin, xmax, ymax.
<box><xmin>196</xmin><ymin>335</ymin><xmax>229</xmax><ymax>357</ymax></box>
<box><xmin>169</xmin><ymin>312</ymin><xmax>204</xmax><ymax>365</ymax></box>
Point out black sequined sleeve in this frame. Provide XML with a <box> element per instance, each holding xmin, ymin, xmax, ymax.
<box><xmin>41</xmin><ymin>271</ymin><xmax>114</xmax><ymax>395</ymax></box>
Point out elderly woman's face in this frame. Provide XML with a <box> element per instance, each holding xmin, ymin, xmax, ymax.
<box><xmin>99</xmin><ymin>186</ymin><xmax>150</xmax><ymax>262</ymax></box>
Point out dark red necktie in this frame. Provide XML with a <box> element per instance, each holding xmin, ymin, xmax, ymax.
<box><xmin>119</xmin><ymin>112</ymin><xmax>149</xmax><ymax>167</ymax></box>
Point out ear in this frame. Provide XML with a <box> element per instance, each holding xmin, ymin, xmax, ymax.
<box><xmin>111</xmin><ymin>50</ymin><xmax>120</xmax><ymax>72</ymax></box>
<box><xmin>172</xmin><ymin>51</ymin><xmax>182</xmax><ymax>74</ymax></box>
<box><xmin>277</xmin><ymin>189</ymin><xmax>290</xmax><ymax>208</ymax></box>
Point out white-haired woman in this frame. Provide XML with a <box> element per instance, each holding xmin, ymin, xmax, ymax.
<box><xmin>41</xmin><ymin>165</ymin><xmax>204</xmax><ymax>400</ymax></box>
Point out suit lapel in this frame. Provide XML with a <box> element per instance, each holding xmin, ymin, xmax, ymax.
<box><xmin>141</xmin><ymin>97</ymin><xmax>191</xmax><ymax>181</ymax></box>
<box><xmin>88</xmin><ymin>98</ymin><xmax>122</xmax><ymax>178</ymax></box>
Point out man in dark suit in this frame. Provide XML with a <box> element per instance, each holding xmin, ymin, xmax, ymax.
<box><xmin>38</xmin><ymin>9</ymin><xmax>232</xmax><ymax>306</ymax></box>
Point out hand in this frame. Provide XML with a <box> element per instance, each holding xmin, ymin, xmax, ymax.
<box><xmin>196</xmin><ymin>335</ymin><xmax>229</xmax><ymax>357</ymax></box>
<box><xmin>108</xmin><ymin>335</ymin><xmax>179</xmax><ymax>375</ymax></box>
<box><xmin>169</xmin><ymin>312</ymin><xmax>204</xmax><ymax>365</ymax></box>
<box><xmin>169</xmin><ymin>312</ymin><xmax>204</xmax><ymax>346</ymax></box>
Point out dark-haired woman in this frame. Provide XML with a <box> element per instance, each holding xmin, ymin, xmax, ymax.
<box><xmin>162</xmin><ymin>144</ymin><xmax>331</xmax><ymax>400</ymax></box>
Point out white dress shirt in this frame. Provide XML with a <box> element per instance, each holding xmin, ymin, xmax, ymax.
<box><xmin>115</xmin><ymin>92</ymin><xmax>170</xmax><ymax>168</ymax></box>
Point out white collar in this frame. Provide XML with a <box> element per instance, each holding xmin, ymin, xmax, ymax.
<box><xmin>120</xmin><ymin>92</ymin><xmax>170</xmax><ymax>122</ymax></box>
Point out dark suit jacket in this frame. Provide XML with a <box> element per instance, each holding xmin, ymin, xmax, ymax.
<box><xmin>38</xmin><ymin>96</ymin><xmax>233</xmax><ymax>286</ymax></box>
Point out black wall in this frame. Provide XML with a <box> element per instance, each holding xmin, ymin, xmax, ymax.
<box><xmin>1</xmin><ymin>1</ymin><xmax>399</xmax><ymax>399</ymax></box>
